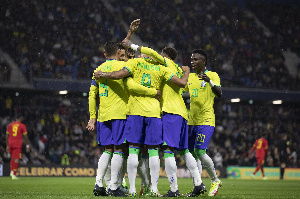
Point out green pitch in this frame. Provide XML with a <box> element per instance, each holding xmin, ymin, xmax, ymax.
<box><xmin>0</xmin><ymin>177</ymin><xmax>299</xmax><ymax>198</ymax></box>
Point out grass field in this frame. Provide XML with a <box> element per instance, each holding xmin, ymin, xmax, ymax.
<box><xmin>0</xmin><ymin>177</ymin><xmax>299</xmax><ymax>199</ymax></box>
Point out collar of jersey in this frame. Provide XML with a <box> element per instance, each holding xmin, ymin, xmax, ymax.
<box><xmin>106</xmin><ymin>59</ymin><xmax>116</xmax><ymax>62</ymax></box>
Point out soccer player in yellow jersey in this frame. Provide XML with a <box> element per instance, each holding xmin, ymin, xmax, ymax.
<box><xmin>87</xmin><ymin>41</ymin><xmax>158</xmax><ymax>197</ymax></box>
<box><xmin>94</xmin><ymin>53</ymin><xmax>190</xmax><ymax>197</ymax></box>
<box><xmin>183</xmin><ymin>49</ymin><xmax>222</xmax><ymax>197</ymax></box>
<box><xmin>122</xmin><ymin>19</ymin><xmax>206</xmax><ymax>197</ymax></box>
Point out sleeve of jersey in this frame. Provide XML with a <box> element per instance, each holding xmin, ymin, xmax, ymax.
<box><xmin>89</xmin><ymin>80</ymin><xmax>99</xmax><ymax>119</ymax></box>
<box><xmin>141</xmin><ymin>47</ymin><xmax>165</xmax><ymax>65</ymax></box>
<box><xmin>125</xmin><ymin>77</ymin><xmax>157</xmax><ymax>97</ymax></box>
<box><xmin>22</xmin><ymin>125</ymin><xmax>28</xmax><ymax>135</ymax></box>
<box><xmin>124</xmin><ymin>59</ymin><xmax>135</xmax><ymax>76</ymax></box>
<box><xmin>182</xmin><ymin>82</ymin><xmax>189</xmax><ymax>93</ymax></box>
<box><xmin>163</xmin><ymin>67</ymin><xmax>174</xmax><ymax>82</ymax></box>
<box><xmin>212</xmin><ymin>72</ymin><xmax>221</xmax><ymax>87</ymax></box>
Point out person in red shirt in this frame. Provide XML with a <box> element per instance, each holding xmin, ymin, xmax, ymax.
<box><xmin>248</xmin><ymin>133</ymin><xmax>268</xmax><ymax>179</ymax></box>
<box><xmin>6</xmin><ymin>114</ymin><xmax>30</xmax><ymax>179</ymax></box>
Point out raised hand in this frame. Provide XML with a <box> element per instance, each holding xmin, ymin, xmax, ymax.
<box><xmin>130</xmin><ymin>19</ymin><xmax>140</xmax><ymax>32</ymax></box>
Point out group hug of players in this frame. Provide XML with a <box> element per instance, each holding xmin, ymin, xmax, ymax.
<box><xmin>87</xmin><ymin>19</ymin><xmax>222</xmax><ymax>197</ymax></box>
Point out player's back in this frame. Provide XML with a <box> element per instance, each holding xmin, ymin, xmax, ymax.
<box><xmin>125</xmin><ymin>57</ymin><xmax>174</xmax><ymax>118</ymax></box>
<box><xmin>254</xmin><ymin>138</ymin><xmax>268</xmax><ymax>157</ymax></box>
<box><xmin>94</xmin><ymin>59</ymin><xmax>128</xmax><ymax>122</ymax></box>
<box><xmin>161</xmin><ymin>57</ymin><xmax>188</xmax><ymax>120</ymax></box>
<box><xmin>7</xmin><ymin>121</ymin><xmax>27</xmax><ymax>148</ymax></box>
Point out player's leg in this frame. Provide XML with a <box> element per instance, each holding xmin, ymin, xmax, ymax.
<box><xmin>104</xmin><ymin>162</ymin><xmax>111</xmax><ymax>190</ymax></box>
<box><xmin>108</xmin><ymin>119</ymin><xmax>128</xmax><ymax>196</ymax></box>
<box><xmin>144</xmin><ymin>117</ymin><xmax>163</xmax><ymax>197</ymax></box>
<box><xmin>161</xmin><ymin>113</ymin><xmax>181</xmax><ymax>197</ymax></box>
<box><xmin>178</xmin><ymin>122</ymin><xmax>206</xmax><ymax>197</ymax></box>
<box><xmin>188</xmin><ymin>125</ymin><xmax>203</xmax><ymax>177</ymax></box>
<box><xmin>279</xmin><ymin>155</ymin><xmax>286</xmax><ymax>180</ymax></box>
<box><xmin>137</xmin><ymin>145</ymin><xmax>150</xmax><ymax>195</ymax></box>
<box><xmin>194</xmin><ymin>125</ymin><xmax>221</xmax><ymax>197</ymax></box>
<box><xmin>124</xmin><ymin>115</ymin><xmax>144</xmax><ymax>196</ymax></box>
<box><xmin>10</xmin><ymin>147</ymin><xmax>21</xmax><ymax>179</ymax></box>
<box><xmin>94</xmin><ymin>121</ymin><xmax>113</xmax><ymax>196</ymax></box>
<box><xmin>118</xmin><ymin>146</ymin><xmax>129</xmax><ymax>193</ymax></box>
<box><xmin>252</xmin><ymin>158</ymin><xmax>261</xmax><ymax>177</ymax></box>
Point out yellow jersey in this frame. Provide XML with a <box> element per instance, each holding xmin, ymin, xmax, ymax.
<box><xmin>184</xmin><ymin>70</ymin><xmax>221</xmax><ymax>126</ymax></box>
<box><xmin>140</xmin><ymin>47</ymin><xmax>188</xmax><ymax>120</ymax></box>
<box><xmin>124</xmin><ymin>57</ymin><xmax>174</xmax><ymax>118</ymax></box>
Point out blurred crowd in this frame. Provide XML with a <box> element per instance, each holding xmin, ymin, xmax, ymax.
<box><xmin>0</xmin><ymin>0</ymin><xmax>299</xmax><ymax>90</ymax></box>
<box><xmin>0</xmin><ymin>95</ymin><xmax>299</xmax><ymax>169</ymax></box>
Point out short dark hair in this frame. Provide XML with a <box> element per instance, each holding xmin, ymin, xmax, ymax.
<box><xmin>104</xmin><ymin>41</ymin><xmax>119</xmax><ymax>57</ymax></box>
<box><xmin>192</xmin><ymin>49</ymin><xmax>208</xmax><ymax>65</ymax></box>
<box><xmin>127</xmin><ymin>48</ymin><xmax>135</xmax><ymax>59</ymax></box>
<box><xmin>162</xmin><ymin>47</ymin><xmax>178</xmax><ymax>60</ymax></box>
<box><xmin>15</xmin><ymin>113</ymin><xmax>23</xmax><ymax>120</ymax></box>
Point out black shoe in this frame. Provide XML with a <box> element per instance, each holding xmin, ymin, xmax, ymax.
<box><xmin>163</xmin><ymin>190</ymin><xmax>180</xmax><ymax>197</ymax></box>
<box><xmin>187</xmin><ymin>183</ymin><xmax>207</xmax><ymax>197</ymax></box>
<box><xmin>108</xmin><ymin>188</ymin><xmax>128</xmax><ymax>197</ymax></box>
<box><xmin>93</xmin><ymin>184</ymin><xmax>108</xmax><ymax>196</ymax></box>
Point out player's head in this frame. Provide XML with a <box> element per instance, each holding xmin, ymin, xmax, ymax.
<box><xmin>117</xmin><ymin>43</ymin><xmax>126</xmax><ymax>61</ymax></box>
<box><xmin>104</xmin><ymin>41</ymin><xmax>119</xmax><ymax>58</ymax></box>
<box><xmin>15</xmin><ymin>114</ymin><xmax>23</xmax><ymax>122</ymax></box>
<box><xmin>127</xmin><ymin>48</ymin><xmax>135</xmax><ymax>59</ymax></box>
<box><xmin>259</xmin><ymin>132</ymin><xmax>268</xmax><ymax>138</ymax></box>
<box><xmin>162</xmin><ymin>47</ymin><xmax>178</xmax><ymax>61</ymax></box>
<box><xmin>191</xmin><ymin>49</ymin><xmax>207</xmax><ymax>73</ymax></box>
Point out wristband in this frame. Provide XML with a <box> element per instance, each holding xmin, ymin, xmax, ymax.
<box><xmin>130</xmin><ymin>44</ymin><xmax>139</xmax><ymax>51</ymax></box>
<box><xmin>26</xmin><ymin>145</ymin><xmax>30</xmax><ymax>148</ymax></box>
<box><xmin>209</xmin><ymin>80</ymin><xmax>215</xmax><ymax>87</ymax></box>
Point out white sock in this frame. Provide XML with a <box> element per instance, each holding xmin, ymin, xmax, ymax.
<box><xmin>104</xmin><ymin>162</ymin><xmax>111</xmax><ymax>189</ymax></box>
<box><xmin>96</xmin><ymin>152</ymin><xmax>112</xmax><ymax>187</ymax></box>
<box><xmin>127</xmin><ymin>154</ymin><xmax>139</xmax><ymax>193</ymax></box>
<box><xmin>165</xmin><ymin>156</ymin><xmax>178</xmax><ymax>192</ymax></box>
<box><xmin>137</xmin><ymin>158</ymin><xmax>146</xmax><ymax>187</ymax></box>
<box><xmin>196</xmin><ymin>158</ymin><xmax>203</xmax><ymax>177</ymax></box>
<box><xmin>118</xmin><ymin>159</ymin><xmax>127</xmax><ymax>188</ymax></box>
<box><xmin>140</xmin><ymin>157</ymin><xmax>150</xmax><ymax>187</ymax></box>
<box><xmin>199</xmin><ymin>154</ymin><xmax>219</xmax><ymax>183</ymax></box>
<box><xmin>110</xmin><ymin>152</ymin><xmax>124</xmax><ymax>190</ymax></box>
<box><xmin>182</xmin><ymin>152</ymin><xmax>202</xmax><ymax>186</ymax></box>
<box><xmin>149</xmin><ymin>155</ymin><xmax>160</xmax><ymax>193</ymax></box>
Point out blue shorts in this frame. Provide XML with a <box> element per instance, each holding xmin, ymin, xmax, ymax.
<box><xmin>97</xmin><ymin>119</ymin><xmax>126</xmax><ymax>146</ymax></box>
<box><xmin>124</xmin><ymin>115</ymin><xmax>162</xmax><ymax>145</ymax></box>
<box><xmin>162</xmin><ymin>113</ymin><xmax>188</xmax><ymax>150</ymax></box>
<box><xmin>188</xmin><ymin>125</ymin><xmax>214</xmax><ymax>151</ymax></box>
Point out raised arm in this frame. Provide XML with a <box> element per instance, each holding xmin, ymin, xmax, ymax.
<box><xmin>169</xmin><ymin>66</ymin><xmax>190</xmax><ymax>88</ymax></box>
<box><xmin>125</xmin><ymin>19</ymin><xmax>140</xmax><ymax>41</ymax></box>
<box><xmin>94</xmin><ymin>67</ymin><xmax>130</xmax><ymax>80</ymax></box>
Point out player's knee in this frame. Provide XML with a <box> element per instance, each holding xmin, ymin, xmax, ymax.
<box><xmin>194</xmin><ymin>148</ymin><xmax>206</xmax><ymax>157</ymax></box>
<box><xmin>178</xmin><ymin>149</ymin><xmax>189</xmax><ymax>156</ymax></box>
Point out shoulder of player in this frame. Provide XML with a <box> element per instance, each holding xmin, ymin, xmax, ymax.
<box><xmin>206</xmin><ymin>70</ymin><xmax>219</xmax><ymax>76</ymax></box>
